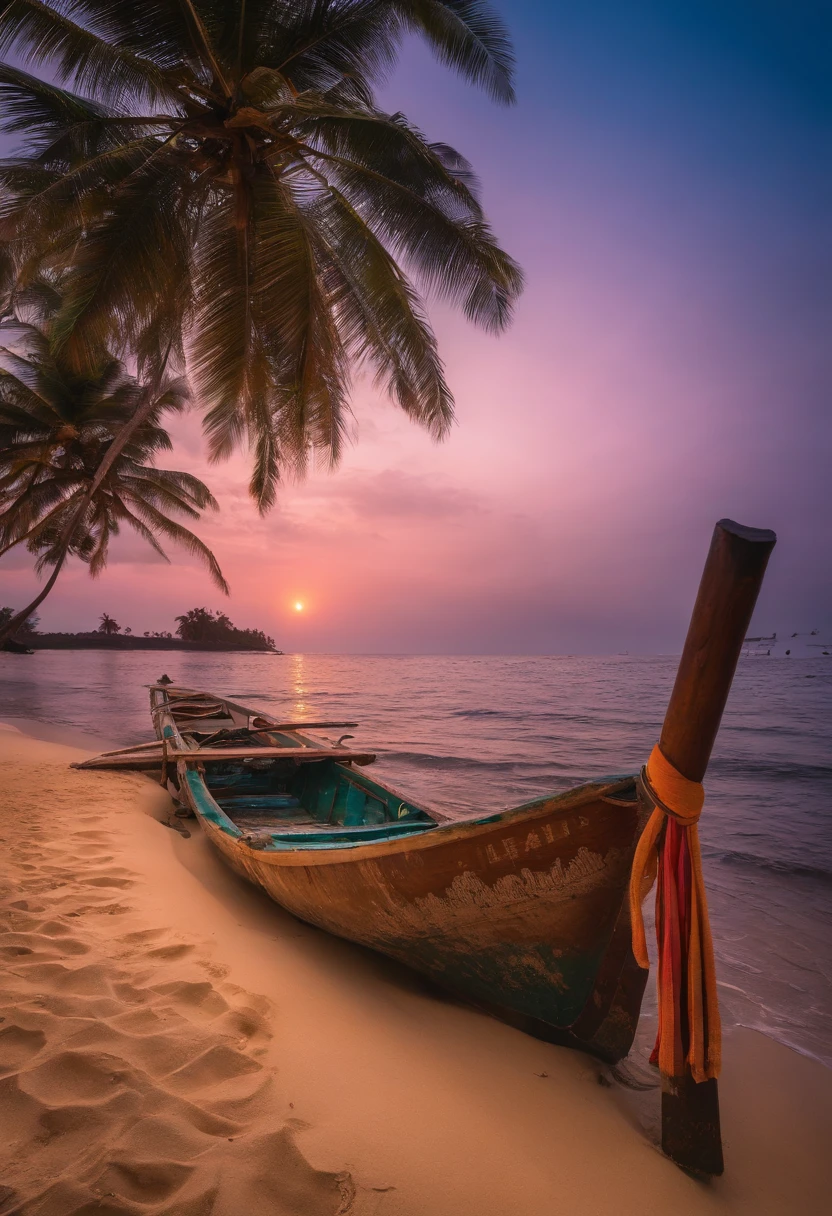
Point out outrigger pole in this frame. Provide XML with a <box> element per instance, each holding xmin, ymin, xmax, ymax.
<box><xmin>638</xmin><ymin>519</ymin><xmax>776</xmax><ymax>1175</ymax></box>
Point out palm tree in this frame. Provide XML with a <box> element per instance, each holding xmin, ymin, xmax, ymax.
<box><xmin>0</xmin><ymin>0</ymin><xmax>523</xmax><ymax>516</ymax></box>
<box><xmin>0</xmin><ymin>289</ymin><xmax>229</xmax><ymax>643</ymax></box>
<box><xmin>175</xmin><ymin>606</ymin><xmax>232</xmax><ymax>642</ymax></box>
<box><xmin>98</xmin><ymin>611</ymin><xmax>119</xmax><ymax>634</ymax></box>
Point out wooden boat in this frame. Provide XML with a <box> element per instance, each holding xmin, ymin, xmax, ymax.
<box><xmin>140</xmin><ymin>680</ymin><xmax>650</xmax><ymax>1063</ymax></box>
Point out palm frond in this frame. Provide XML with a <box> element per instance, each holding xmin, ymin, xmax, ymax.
<box><xmin>307</xmin><ymin>181</ymin><xmax>454</xmax><ymax>436</ymax></box>
<box><xmin>266</xmin><ymin>0</ymin><xmax>400</xmax><ymax>91</ymax></box>
<box><xmin>0</xmin><ymin>61</ymin><xmax>112</xmax><ymax>155</ymax></box>
<box><xmin>302</xmin><ymin>144</ymin><xmax>523</xmax><ymax>331</ymax></box>
<box><xmin>292</xmin><ymin>101</ymin><xmax>484</xmax><ymax>215</ymax></box>
<box><xmin>63</xmin><ymin>0</ymin><xmax>214</xmax><ymax>80</ymax></box>
<box><xmin>50</xmin><ymin>149</ymin><xmax>195</xmax><ymax>367</ymax></box>
<box><xmin>0</xmin><ymin>0</ymin><xmax>180</xmax><ymax>107</ymax></box>
<box><xmin>400</xmin><ymin>1</ymin><xmax>515</xmax><ymax>103</ymax></box>
<box><xmin>119</xmin><ymin>491</ymin><xmax>229</xmax><ymax>593</ymax></box>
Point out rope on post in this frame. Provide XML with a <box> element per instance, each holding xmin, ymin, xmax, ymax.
<box><xmin>629</xmin><ymin>744</ymin><xmax>721</xmax><ymax>1083</ymax></box>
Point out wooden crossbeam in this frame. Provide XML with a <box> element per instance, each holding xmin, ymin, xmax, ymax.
<box><xmin>73</xmin><ymin>746</ymin><xmax>375</xmax><ymax>771</ymax></box>
<box><xmin>90</xmin><ymin>739</ymin><xmax>165</xmax><ymax>757</ymax></box>
<box><xmin>151</xmin><ymin>699</ymin><xmax>225</xmax><ymax>715</ymax></box>
<box><xmin>171</xmin><ymin>746</ymin><xmax>375</xmax><ymax>765</ymax></box>
<box><xmin>74</xmin><ymin>752</ymin><xmax>183</xmax><ymax>771</ymax></box>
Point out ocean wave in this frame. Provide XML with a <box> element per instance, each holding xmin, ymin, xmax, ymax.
<box><xmin>709</xmin><ymin>757</ymin><xmax>832</xmax><ymax>784</ymax></box>
<box><xmin>447</xmin><ymin>707</ymin><xmax>651</xmax><ymax>730</ymax></box>
<box><xmin>379</xmin><ymin>750</ymin><xmax>573</xmax><ymax>774</ymax></box>
<box><xmin>709</xmin><ymin>849</ymin><xmax>832</xmax><ymax>884</ymax></box>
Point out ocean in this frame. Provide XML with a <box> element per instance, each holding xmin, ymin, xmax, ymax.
<box><xmin>2</xmin><ymin>649</ymin><xmax>830</xmax><ymax>1067</ymax></box>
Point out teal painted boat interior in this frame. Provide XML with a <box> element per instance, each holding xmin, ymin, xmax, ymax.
<box><xmin>184</xmin><ymin>740</ymin><xmax>439</xmax><ymax>850</ymax></box>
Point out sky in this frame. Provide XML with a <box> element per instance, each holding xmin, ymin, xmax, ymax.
<box><xmin>2</xmin><ymin>0</ymin><xmax>830</xmax><ymax>653</ymax></box>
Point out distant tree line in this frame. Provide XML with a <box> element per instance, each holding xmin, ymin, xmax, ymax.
<box><xmin>1</xmin><ymin>606</ymin><xmax>278</xmax><ymax>652</ymax></box>
<box><xmin>174</xmin><ymin>607</ymin><xmax>276</xmax><ymax>651</ymax></box>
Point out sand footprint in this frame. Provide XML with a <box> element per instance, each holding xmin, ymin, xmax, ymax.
<box><xmin>107</xmin><ymin>1006</ymin><xmax>189</xmax><ymax>1036</ymax></box>
<box><xmin>145</xmin><ymin>943</ymin><xmax>195</xmax><ymax>962</ymax></box>
<box><xmin>11</xmin><ymin>990</ymin><xmax>125</xmax><ymax>1021</ymax></box>
<box><xmin>80</xmin><ymin>876</ymin><xmax>134</xmax><ymax>890</ymax></box>
<box><xmin>70</xmin><ymin>902</ymin><xmax>134</xmax><ymax>917</ymax></box>
<box><xmin>111</xmin><ymin>977</ymin><xmax>159</xmax><ymax>1005</ymax></box>
<box><xmin>0</xmin><ymin>1071</ymin><xmax>54</xmax><ymax>1152</ymax></box>
<box><xmin>19</xmin><ymin>962</ymin><xmax>116</xmax><ymax>999</ymax></box>
<box><xmin>37</xmin><ymin>1090</ymin><xmax>138</xmax><ymax>1147</ymax></box>
<box><xmin>149</xmin><ymin>980</ymin><xmax>230</xmax><ymax>1022</ymax></box>
<box><xmin>13</xmin><ymin>1178</ymin><xmax>136</xmax><ymax>1216</ymax></box>
<box><xmin>60</xmin><ymin>1021</ymin><xmax>205</xmax><ymax>1080</ymax></box>
<box><xmin>92</xmin><ymin>1157</ymin><xmax>195</xmax><ymax>1207</ymax></box>
<box><xmin>116</xmin><ymin>928</ymin><xmax>166</xmax><ymax>946</ymax></box>
<box><xmin>19</xmin><ymin>1048</ymin><xmax>136</xmax><ymax>1104</ymax></box>
<box><xmin>0</xmin><ymin>932</ymin><xmax>91</xmax><ymax>961</ymax></box>
<box><xmin>191</xmin><ymin>1126</ymin><xmax>357</xmax><ymax>1216</ymax></box>
<box><xmin>218</xmin><ymin>1004</ymin><xmax>273</xmax><ymax>1048</ymax></box>
<box><xmin>163</xmin><ymin>1043</ymin><xmax>264</xmax><ymax>1096</ymax></box>
<box><xmin>35</xmin><ymin>920</ymin><xmax>83</xmax><ymax>938</ymax></box>
<box><xmin>0</xmin><ymin>1025</ymin><xmax>47</xmax><ymax>1075</ymax></box>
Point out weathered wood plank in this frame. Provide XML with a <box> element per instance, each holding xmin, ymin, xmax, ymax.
<box><xmin>170</xmin><ymin>746</ymin><xmax>376</xmax><ymax>765</ymax></box>
<box><xmin>89</xmin><ymin>739</ymin><xmax>165</xmax><ymax>757</ymax></box>
<box><xmin>74</xmin><ymin>745</ymin><xmax>374</xmax><ymax>771</ymax></box>
<box><xmin>151</xmin><ymin>699</ymin><xmax>225</xmax><ymax>714</ymax></box>
<box><xmin>72</xmin><ymin>752</ymin><xmax>191</xmax><ymax>771</ymax></box>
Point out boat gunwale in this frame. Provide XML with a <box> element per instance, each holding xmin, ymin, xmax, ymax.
<box><xmin>152</xmin><ymin>684</ymin><xmax>639</xmax><ymax>867</ymax></box>
<box><xmin>153</xmin><ymin>681</ymin><xmax>449</xmax><ymax>818</ymax></box>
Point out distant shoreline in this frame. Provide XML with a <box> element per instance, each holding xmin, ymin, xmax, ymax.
<box><xmin>17</xmin><ymin>635</ymin><xmax>281</xmax><ymax>653</ymax></box>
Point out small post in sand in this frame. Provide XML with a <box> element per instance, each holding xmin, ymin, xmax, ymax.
<box><xmin>646</xmin><ymin>518</ymin><xmax>776</xmax><ymax>1175</ymax></box>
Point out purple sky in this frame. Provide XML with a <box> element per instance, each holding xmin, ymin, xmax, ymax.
<box><xmin>2</xmin><ymin>1</ymin><xmax>829</xmax><ymax>652</ymax></box>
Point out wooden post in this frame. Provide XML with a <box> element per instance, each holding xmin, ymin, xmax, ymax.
<box><xmin>657</xmin><ymin>518</ymin><xmax>776</xmax><ymax>1175</ymax></box>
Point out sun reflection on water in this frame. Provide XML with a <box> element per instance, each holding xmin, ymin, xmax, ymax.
<box><xmin>289</xmin><ymin>653</ymin><xmax>308</xmax><ymax>719</ymax></box>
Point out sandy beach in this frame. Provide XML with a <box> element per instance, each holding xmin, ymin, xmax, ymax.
<box><xmin>1</xmin><ymin>724</ymin><xmax>829</xmax><ymax>1216</ymax></box>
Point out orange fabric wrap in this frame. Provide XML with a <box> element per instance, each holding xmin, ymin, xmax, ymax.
<box><xmin>629</xmin><ymin>744</ymin><xmax>721</xmax><ymax>1083</ymax></box>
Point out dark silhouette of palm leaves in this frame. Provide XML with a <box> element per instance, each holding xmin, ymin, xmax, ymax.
<box><xmin>0</xmin><ymin>1</ymin><xmax>523</xmax><ymax>511</ymax></box>
<box><xmin>0</xmin><ymin>288</ymin><xmax>229</xmax><ymax>640</ymax></box>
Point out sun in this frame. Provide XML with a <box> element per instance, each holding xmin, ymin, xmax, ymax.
<box><xmin>294</xmin><ymin>601</ymin><xmax>304</xmax><ymax>612</ymax></box>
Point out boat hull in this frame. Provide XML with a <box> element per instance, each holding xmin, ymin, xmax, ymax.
<box><xmin>188</xmin><ymin>777</ymin><xmax>649</xmax><ymax>1061</ymax></box>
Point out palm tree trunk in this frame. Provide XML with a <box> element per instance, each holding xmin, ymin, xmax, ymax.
<box><xmin>85</xmin><ymin>379</ymin><xmax>164</xmax><ymax>500</ymax></box>
<box><xmin>0</xmin><ymin>550</ymin><xmax>68</xmax><ymax>647</ymax></box>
